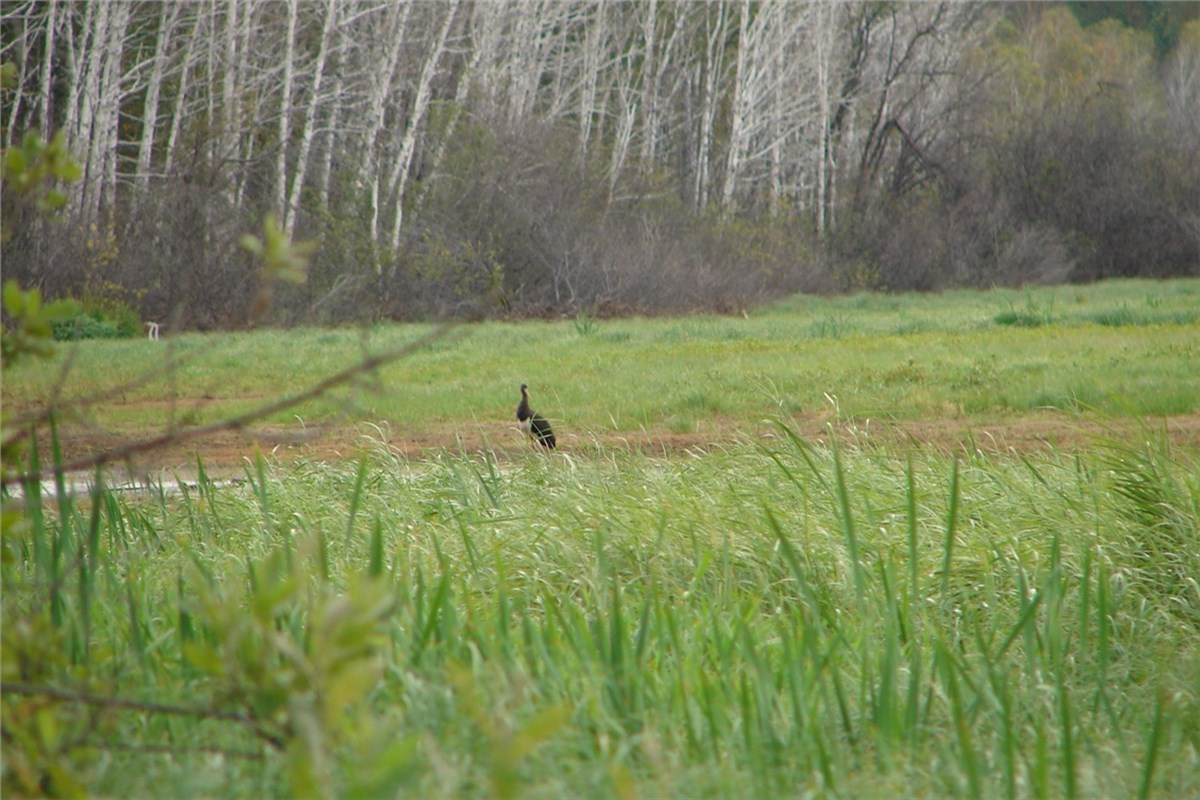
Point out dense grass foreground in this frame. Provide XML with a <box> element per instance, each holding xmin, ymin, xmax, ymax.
<box><xmin>4</xmin><ymin>426</ymin><xmax>1198</xmax><ymax>798</ymax></box>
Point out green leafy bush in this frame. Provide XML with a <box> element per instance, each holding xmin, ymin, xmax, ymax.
<box><xmin>51</xmin><ymin>296</ymin><xmax>141</xmax><ymax>340</ymax></box>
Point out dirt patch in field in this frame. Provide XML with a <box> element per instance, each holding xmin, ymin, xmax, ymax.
<box><xmin>29</xmin><ymin>410</ymin><xmax>1200</xmax><ymax>482</ymax></box>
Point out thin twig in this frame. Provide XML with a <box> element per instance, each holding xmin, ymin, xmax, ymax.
<box><xmin>79</xmin><ymin>739</ymin><xmax>265</xmax><ymax>761</ymax></box>
<box><xmin>3</xmin><ymin>680</ymin><xmax>253</xmax><ymax>722</ymax></box>
<box><xmin>2</xmin><ymin>324</ymin><xmax>461</xmax><ymax>488</ymax></box>
<box><xmin>4</xmin><ymin>334</ymin><xmax>219</xmax><ymax>436</ymax></box>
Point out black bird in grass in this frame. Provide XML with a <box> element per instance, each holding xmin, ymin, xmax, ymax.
<box><xmin>517</xmin><ymin>383</ymin><xmax>556</xmax><ymax>449</ymax></box>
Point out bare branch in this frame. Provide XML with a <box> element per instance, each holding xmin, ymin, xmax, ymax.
<box><xmin>2</xmin><ymin>324</ymin><xmax>461</xmax><ymax>488</ymax></box>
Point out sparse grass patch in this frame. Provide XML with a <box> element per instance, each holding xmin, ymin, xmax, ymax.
<box><xmin>994</xmin><ymin>292</ymin><xmax>1055</xmax><ymax>328</ymax></box>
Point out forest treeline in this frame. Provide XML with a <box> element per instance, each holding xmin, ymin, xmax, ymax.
<box><xmin>2</xmin><ymin>1</ymin><xmax>1198</xmax><ymax>328</ymax></box>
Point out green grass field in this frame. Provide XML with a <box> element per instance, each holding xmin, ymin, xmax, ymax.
<box><xmin>3</xmin><ymin>278</ymin><xmax>1198</xmax><ymax>798</ymax></box>
<box><xmin>4</xmin><ymin>278</ymin><xmax>1199</xmax><ymax>438</ymax></box>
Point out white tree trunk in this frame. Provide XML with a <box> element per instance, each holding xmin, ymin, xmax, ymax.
<box><xmin>38</xmin><ymin>0</ymin><xmax>59</xmax><ymax>139</ymax></box>
<box><xmin>284</xmin><ymin>0</ymin><xmax>339</xmax><ymax>234</ymax></box>
<box><xmin>638</xmin><ymin>0</ymin><xmax>658</xmax><ymax>170</ymax></box>
<box><xmin>694</xmin><ymin>1</ymin><xmax>729</xmax><ymax>210</ymax></box>
<box><xmin>411</xmin><ymin>10</ymin><xmax>485</xmax><ymax>217</ymax></box>
<box><xmin>135</xmin><ymin>2</ymin><xmax>181</xmax><ymax>191</ymax></box>
<box><xmin>3</xmin><ymin>5</ymin><xmax>30</xmax><ymax>147</ymax></box>
<box><xmin>220</xmin><ymin>0</ymin><xmax>241</xmax><ymax>201</ymax></box>
<box><xmin>387</xmin><ymin>0</ymin><xmax>460</xmax><ymax>251</ymax></box>
<box><xmin>577</xmin><ymin>4</ymin><xmax>606</xmax><ymax>166</ymax></box>
<box><xmin>365</xmin><ymin>1</ymin><xmax>414</xmax><ymax>245</ymax></box>
<box><xmin>162</xmin><ymin>10</ymin><xmax>202</xmax><ymax>180</ymax></box>
<box><xmin>607</xmin><ymin>83</ymin><xmax>638</xmax><ymax>204</ymax></box>
<box><xmin>720</xmin><ymin>0</ymin><xmax>751</xmax><ymax>209</ymax></box>
<box><xmin>274</xmin><ymin>0</ymin><xmax>299</xmax><ymax>217</ymax></box>
<box><xmin>815</xmin><ymin>3</ymin><xmax>836</xmax><ymax>234</ymax></box>
<box><xmin>94</xmin><ymin>0</ymin><xmax>130</xmax><ymax>217</ymax></box>
<box><xmin>66</xmin><ymin>0</ymin><xmax>99</xmax><ymax>218</ymax></box>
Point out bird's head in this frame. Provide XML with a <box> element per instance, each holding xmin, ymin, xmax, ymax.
<box><xmin>520</xmin><ymin>383</ymin><xmax>529</xmax><ymax>393</ymax></box>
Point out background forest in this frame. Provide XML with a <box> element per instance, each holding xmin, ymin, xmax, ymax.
<box><xmin>2</xmin><ymin>1</ymin><xmax>1199</xmax><ymax>329</ymax></box>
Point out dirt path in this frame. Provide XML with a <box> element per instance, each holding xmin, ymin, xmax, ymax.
<box><xmin>38</xmin><ymin>411</ymin><xmax>1200</xmax><ymax>481</ymax></box>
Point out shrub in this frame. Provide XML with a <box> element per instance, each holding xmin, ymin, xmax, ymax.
<box><xmin>51</xmin><ymin>295</ymin><xmax>141</xmax><ymax>340</ymax></box>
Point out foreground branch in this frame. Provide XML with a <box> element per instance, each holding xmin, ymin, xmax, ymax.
<box><xmin>1</xmin><ymin>324</ymin><xmax>460</xmax><ymax>488</ymax></box>
<box><xmin>1</xmin><ymin>680</ymin><xmax>284</xmax><ymax>750</ymax></box>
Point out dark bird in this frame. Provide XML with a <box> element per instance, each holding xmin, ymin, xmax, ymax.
<box><xmin>517</xmin><ymin>383</ymin><xmax>556</xmax><ymax>449</ymax></box>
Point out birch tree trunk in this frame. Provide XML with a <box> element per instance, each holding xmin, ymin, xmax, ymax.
<box><xmin>93</xmin><ymin>0</ymin><xmax>130</xmax><ymax>218</ymax></box>
<box><xmin>162</xmin><ymin>10</ymin><xmax>201</xmax><ymax>180</ymax></box>
<box><xmin>135</xmin><ymin>2</ymin><xmax>181</xmax><ymax>192</ymax></box>
<box><xmin>313</xmin><ymin>62</ymin><xmax>344</xmax><ymax>210</ymax></box>
<box><xmin>274</xmin><ymin>0</ymin><xmax>299</xmax><ymax>217</ymax></box>
<box><xmin>638</xmin><ymin>0</ymin><xmax>659</xmax><ymax>170</ymax></box>
<box><xmin>693</xmin><ymin>1</ymin><xmax>729</xmax><ymax>210</ymax></box>
<box><xmin>38</xmin><ymin>0</ymin><xmax>59</xmax><ymax>139</ymax></box>
<box><xmin>66</xmin><ymin>0</ymin><xmax>99</xmax><ymax>218</ymax></box>
<box><xmin>577</xmin><ymin>4</ymin><xmax>606</xmax><ymax>166</ymax></box>
<box><xmin>411</xmin><ymin>9</ymin><xmax>486</xmax><ymax>217</ymax></box>
<box><xmin>284</xmin><ymin>0</ymin><xmax>339</xmax><ymax>234</ymax></box>
<box><xmin>364</xmin><ymin>1</ymin><xmax>413</xmax><ymax>246</ymax></box>
<box><xmin>2</xmin><ymin>4</ymin><xmax>30</xmax><ymax>146</ymax></box>
<box><xmin>387</xmin><ymin>0</ymin><xmax>460</xmax><ymax>251</ymax></box>
<box><xmin>607</xmin><ymin>83</ymin><xmax>638</xmax><ymax>205</ymax></box>
<box><xmin>219</xmin><ymin>0</ymin><xmax>241</xmax><ymax>200</ymax></box>
<box><xmin>720</xmin><ymin>0</ymin><xmax>751</xmax><ymax>209</ymax></box>
<box><xmin>814</xmin><ymin>2</ymin><xmax>836</xmax><ymax>234</ymax></box>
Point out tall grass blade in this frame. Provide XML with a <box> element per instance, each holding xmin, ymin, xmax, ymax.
<box><xmin>764</xmin><ymin>506</ymin><xmax>832</xmax><ymax>627</ymax></box>
<box><xmin>368</xmin><ymin>515</ymin><xmax>384</xmax><ymax>578</ymax></box>
<box><xmin>936</xmin><ymin>639</ymin><xmax>982</xmax><ymax>799</ymax></box>
<box><xmin>1136</xmin><ymin>691</ymin><xmax>1165</xmax><ymax>800</ymax></box>
<box><xmin>46</xmin><ymin>419</ymin><xmax>72</xmax><ymax>631</ymax></box>
<box><xmin>940</xmin><ymin>458</ymin><xmax>961</xmax><ymax>602</ymax></box>
<box><xmin>906</xmin><ymin>454</ymin><xmax>919</xmax><ymax>604</ymax></box>
<box><xmin>126</xmin><ymin>579</ymin><xmax>146</xmax><ymax>670</ymax></box>
<box><xmin>1079</xmin><ymin>546</ymin><xmax>1093</xmax><ymax>674</ymax></box>
<box><xmin>766</xmin><ymin>419</ymin><xmax>832</xmax><ymax>496</ymax></box>
<box><xmin>177</xmin><ymin>570</ymin><xmax>195</xmax><ymax>675</ymax></box>
<box><xmin>634</xmin><ymin>582</ymin><xmax>654</xmax><ymax>665</ymax></box>
<box><xmin>412</xmin><ymin>572</ymin><xmax>451</xmax><ymax>664</ymax></box>
<box><xmin>1058</xmin><ymin>668</ymin><xmax>1076</xmax><ymax>800</ymax></box>
<box><xmin>77</xmin><ymin>468</ymin><xmax>104</xmax><ymax>665</ymax></box>
<box><xmin>995</xmin><ymin>586</ymin><xmax>1045</xmax><ymax>660</ymax></box>
<box><xmin>468</xmin><ymin>458</ymin><xmax>501</xmax><ymax>510</ymax></box>
<box><xmin>831</xmin><ymin>445</ymin><xmax>865</xmax><ymax>605</ymax></box>
<box><xmin>345</xmin><ymin>454</ymin><xmax>369</xmax><ymax>542</ymax></box>
<box><xmin>24</xmin><ymin>427</ymin><xmax>47</xmax><ymax>578</ymax></box>
<box><xmin>249</xmin><ymin>449</ymin><xmax>272</xmax><ymax>532</ymax></box>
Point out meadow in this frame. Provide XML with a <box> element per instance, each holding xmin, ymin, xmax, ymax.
<box><xmin>2</xmin><ymin>278</ymin><xmax>1198</xmax><ymax>798</ymax></box>
<box><xmin>4</xmin><ymin>277</ymin><xmax>1200</xmax><ymax>440</ymax></box>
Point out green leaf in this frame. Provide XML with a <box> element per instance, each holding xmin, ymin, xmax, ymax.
<box><xmin>181</xmin><ymin>640</ymin><xmax>225</xmax><ymax>674</ymax></box>
<box><xmin>3</xmin><ymin>146</ymin><xmax>27</xmax><ymax>178</ymax></box>
<box><xmin>3</xmin><ymin>279</ymin><xmax>24</xmax><ymax>315</ymax></box>
<box><xmin>0</xmin><ymin>62</ymin><xmax>18</xmax><ymax>91</ymax></box>
<box><xmin>240</xmin><ymin>234</ymin><xmax>264</xmax><ymax>256</ymax></box>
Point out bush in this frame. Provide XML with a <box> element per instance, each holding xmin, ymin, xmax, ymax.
<box><xmin>51</xmin><ymin>295</ymin><xmax>141</xmax><ymax>341</ymax></box>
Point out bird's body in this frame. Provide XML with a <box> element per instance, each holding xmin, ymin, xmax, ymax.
<box><xmin>517</xmin><ymin>383</ymin><xmax>556</xmax><ymax>449</ymax></box>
